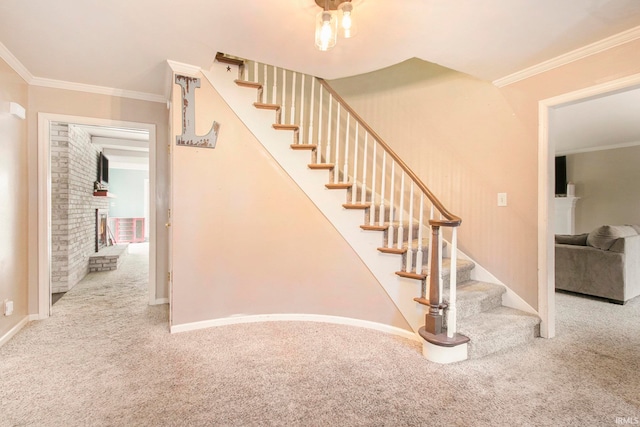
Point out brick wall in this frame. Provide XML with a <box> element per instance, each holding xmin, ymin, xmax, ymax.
<box><xmin>50</xmin><ymin>123</ymin><xmax>109</xmax><ymax>292</ymax></box>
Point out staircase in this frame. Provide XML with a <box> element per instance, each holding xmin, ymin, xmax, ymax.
<box><xmin>202</xmin><ymin>55</ymin><xmax>540</xmax><ymax>362</ymax></box>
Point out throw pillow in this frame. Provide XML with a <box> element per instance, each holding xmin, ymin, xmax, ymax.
<box><xmin>587</xmin><ymin>225</ymin><xmax>638</xmax><ymax>251</ymax></box>
<box><xmin>555</xmin><ymin>233</ymin><xmax>588</xmax><ymax>246</ymax></box>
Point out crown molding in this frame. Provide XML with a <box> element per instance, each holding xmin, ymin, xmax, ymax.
<box><xmin>30</xmin><ymin>77</ymin><xmax>167</xmax><ymax>103</ymax></box>
<box><xmin>1</xmin><ymin>41</ymin><xmax>166</xmax><ymax>103</ymax></box>
<box><xmin>556</xmin><ymin>140</ymin><xmax>640</xmax><ymax>157</ymax></box>
<box><xmin>0</xmin><ymin>42</ymin><xmax>34</xmax><ymax>83</ymax></box>
<box><xmin>494</xmin><ymin>25</ymin><xmax>640</xmax><ymax>88</ymax></box>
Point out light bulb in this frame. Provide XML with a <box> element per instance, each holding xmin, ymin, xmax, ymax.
<box><xmin>315</xmin><ymin>10</ymin><xmax>337</xmax><ymax>51</ymax></box>
<box><xmin>338</xmin><ymin>2</ymin><xmax>356</xmax><ymax>39</ymax></box>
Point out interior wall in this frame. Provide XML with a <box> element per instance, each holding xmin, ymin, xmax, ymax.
<box><xmin>27</xmin><ymin>86</ymin><xmax>170</xmax><ymax>311</ymax></box>
<box><xmin>0</xmin><ymin>57</ymin><xmax>28</xmax><ymax>338</ymax></box>
<box><xmin>567</xmin><ymin>145</ymin><xmax>640</xmax><ymax>233</ymax></box>
<box><xmin>329</xmin><ymin>59</ymin><xmax>539</xmax><ymax>308</ymax></box>
<box><xmin>170</xmin><ymin>72</ymin><xmax>411</xmax><ymax>330</ymax></box>
<box><xmin>108</xmin><ymin>169</ymin><xmax>148</xmax><ymax>218</ymax></box>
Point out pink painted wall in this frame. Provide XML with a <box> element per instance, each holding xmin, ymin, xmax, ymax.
<box><xmin>329</xmin><ymin>38</ymin><xmax>640</xmax><ymax>309</ymax></box>
<box><xmin>170</xmin><ymin>74</ymin><xmax>410</xmax><ymax>330</ymax></box>
<box><xmin>0</xmin><ymin>58</ymin><xmax>28</xmax><ymax>337</ymax></box>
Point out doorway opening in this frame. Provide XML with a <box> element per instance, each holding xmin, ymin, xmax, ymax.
<box><xmin>538</xmin><ymin>72</ymin><xmax>640</xmax><ymax>338</ymax></box>
<box><xmin>37</xmin><ymin>114</ymin><xmax>157</xmax><ymax>317</ymax></box>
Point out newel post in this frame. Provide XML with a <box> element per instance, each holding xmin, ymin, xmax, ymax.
<box><xmin>425</xmin><ymin>224</ymin><xmax>442</xmax><ymax>335</ymax></box>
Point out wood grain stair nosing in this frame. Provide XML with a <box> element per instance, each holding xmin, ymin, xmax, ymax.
<box><xmin>360</xmin><ymin>224</ymin><xmax>389</xmax><ymax>231</ymax></box>
<box><xmin>291</xmin><ymin>144</ymin><xmax>317</xmax><ymax>150</ymax></box>
<box><xmin>308</xmin><ymin>163</ymin><xmax>334</xmax><ymax>170</ymax></box>
<box><xmin>325</xmin><ymin>183</ymin><xmax>352</xmax><ymax>189</ymax></box>
<box><xmin>377</xmin><ymin>247</ymin><xmax>407</xmax><ymax>255</ymax></box>
<box><xmin>254</xmin><ymin>102</ymin><xmax>280</xmax><ymax>110</ymax></box>
<box><xmin>396</xmin><ymin>270</ymin><xmax>427</xmax><ymax>280</ymax></box>
<box><xmin>273</xmin><ymin>124</ymin><xmax>299</xmax><ymax>131</ymax></box>
<box><xmin>342</xmin><ymin>203</ymin><xmax>371</xmax><ymax>210</ymax></box>
<box><xmin>235</xmin><ymin>80</ymin><xmax>262</xmax><ymax>89</ymax></box>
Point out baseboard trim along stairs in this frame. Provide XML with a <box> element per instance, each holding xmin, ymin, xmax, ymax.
<box><xmin>200</xmin><ymin>59</ymin><xmax>540</xmax><ymax>363</ymax></box>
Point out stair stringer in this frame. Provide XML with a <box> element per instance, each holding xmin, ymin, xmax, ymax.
<box><xmin>202</xmin><ymin>65</ymin><xmax>426</xmax><ymax>333</ymax></box>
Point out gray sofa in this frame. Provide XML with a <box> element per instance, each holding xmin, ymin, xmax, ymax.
<box><xmin>555</xmin><ymin>225</ymin><xmax>640</xmax><ymax>304</ymax></box>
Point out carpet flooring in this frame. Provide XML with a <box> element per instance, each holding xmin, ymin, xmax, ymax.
<box><xmin>1</xmin><ymin>243</ymin><xmax>639</xmax><ymax>426</ymax></box>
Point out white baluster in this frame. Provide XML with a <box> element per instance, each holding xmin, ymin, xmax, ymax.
<box><xmin>416</xmin><ymin>193</ymin><xmax>424</xmax><ymax>275</ymax></box>
<box><xmin>351</xmin><ymin>124</ymin><xmax>359</xmax><ymax>204</ymax></box>
<box><xmin>326</xmin><ymin>94</ymin><xmax>332</xmax><ymax>164</ymax></box>
<box><xmin>282</xmin><ymin>68</ymin><xmax>287</xmax><ymax>123</ymax></box>
<box><xmin>317</xmin><ymin>88</ymin><xmax>323</xmax><ymax>159</ymax></box>
<box><xmin>291</xmin><ymin>72</ymin><xmax>297</xmax><ymax>125</ymax></box>
<box><xmin>438</xmin><ymin>215</ymin><xmax>443</xmax><ymax>309</ymax></box>
<box><xmin>253</xmin><ymin>62</ymin><xmax>258</xmax><ymax>83</ymax></box>
<box><xmin>369</xmin><ymin>141</ymin><xmax>377</xmax><ymax>225</ymax></box>
<box><xmin>361</xmin><ymin>132</ymin><xmax>368</xmax><ymax>205</ymax></box>
<box><xmin>379</xmin><ymin>152</ymin><xmax>386</xmax><ymax>227</ymax></box>
<box><xmin>387</xmin><ymin>161</ymin><xmax>395</xmax><ymax>248</ymax></box>
<box><xmin>343</xmin><ymin>113</ymin><xmax>350</xmax><ymax>184</ymax></box>
<box><xmin>308</xmin><ymin>78</ymin><xmax>315</xmax><ymax>146</ymax></box>
<box><xmin>272</xmin><ymin>67</ymin><xmax>278</xmax><ymax>105</ymax></box>
<box><xmin>334</xmin><ymin>105</ymin><xmax>340</xmax><ymax>184</ymax></box>
<box><xmin>299</xmin><ymin>74</ymin><xmax>305</xmax><ymax>144</ymax></box>
<box><xmin>397</xmin><ymin>173</ymin><xmax>405</xmax><ymax>250</ymax></box>
<box><xmin>405</xmin><ymin>181</ymin><xmax>414</xmax><ymax>272</ymax></box>
<box><xmin>264</xmin><ymin>64</ymin><xmax>270</xmax><ymax>102</ymax></box>
<box><xmin>448</xmin><ymin>227</ymin><xmax>458</xmax><ymax>337</ymax></box>
<box><xmin>427</xmin><ymin>205</ymin><xmax>434</xmax><ymax>289</ymax></box>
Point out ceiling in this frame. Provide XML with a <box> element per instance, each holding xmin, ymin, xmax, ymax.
<box><xmin>2</xmin><ymin>0</ymin><xmax>640</xmax><ymax>99</ymax></box>
<box><xmin>73</xmin><ymin>125</ymin><xmax>149</xmax><ymax>171</ymax></box>
<box><xmin>2</xmin><ymin>1</ymin><xmax>640</xmax><ymax>155</ymax></box>
<box><xmin>551</xmin><ymin>85</ymin><xmax>640</xmax><ymax>155</ymax></box>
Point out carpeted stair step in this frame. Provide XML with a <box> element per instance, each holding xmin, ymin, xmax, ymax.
<box><xmin>443</xmin><ymin>281</ymin><xmax>506</xmax><ymax>323</ymax></box>
<box><xmin>457</xmin><ymin>306</ymin><xmax>541</xmax><ymax>359</ymax></box>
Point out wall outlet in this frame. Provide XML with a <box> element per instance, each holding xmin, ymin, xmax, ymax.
<box><xmin>497</xmin><ymin>193</ymin><xmax>508</xmax><ymax>207</ymax></box>
<box><xmin>4</xmin><ymin>300</ymin><xmax>14</xmax><ymax>316</ymax></box>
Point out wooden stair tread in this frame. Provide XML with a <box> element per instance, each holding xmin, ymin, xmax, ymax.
<box><xmin>291</xmin><ymin>144</ymin><xmax>317</xmax><ymax>150</ymax></box>
<box><xmin>308</xmin><ymin>163</ymin><xmax>334</xmax><ymax>170</ymax></box>
<box><xmin>343</xmin><ymin>203</ymin><xmax>370</xmax><ymax>210</ymax></box>
<box><xmin>377</xmin><ymin>247</ymin><xmax>407</xmax><ymax>255</ymax></box>
<box><xmin>273</xmin><ymin>124</ymin><xmax>299</xmax><ymax>131</ymax></box>
<box><xmin>235</xmin><ymin>80</ymin><xmax>262</xmax><ymax>89</ymax></box>
<box><xmin>325</xmin><ymin>183</ymin><xmax>352</xmax><ymax>189</ymax></box>
<box><xmin>254</xmin><ymin>102</ymin><xmax>280</xmax><ymax>110</ymax></box>
<box><xmin>360</xmin><ymin>224</ymin><xmax>389</xmax><ymax>231</ymax></box>
<box><xmin>396</xmin><ymin>270</ymin><xmax>427</xmax><ymax>280</ymax></box>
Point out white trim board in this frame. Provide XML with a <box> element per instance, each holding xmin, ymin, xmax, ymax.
<box><xmin>537</xmin><ymin>71</ymin><xmax>640</xmax><ymax>339</ymax></box>
<box><xmin>0</xmin><ymin>41</ymin><xmax>165</xmax><ymax>103</ymax></box>
<box><xmin>37</xmin><ymin>113</ymin><xmax>158</xmax><ymax>318</ymax></box>
<box><xmin>494</xmin><ymin>25</ymin><xmax>640</xmax><ymax>87</ymax></box>
<box><xmin>556</xmin><ymin>139</ymin><xmax>640</xmax><ymax>157</ymax></box>
<box><xmin>171</xmin><ymin>313</ymin><xmax>420</xmax><ymax>342</ymax></box>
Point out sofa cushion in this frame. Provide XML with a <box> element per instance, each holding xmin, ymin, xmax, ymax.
<box><xmin>587</xmin><ymin>225</ymin><xmax>638</xmax><ymax>251</ymax></box>
<box><xmin>555</xmin><ymin>233</ymin><xmax>588</xmax><ymax>246</ymax></box>
<box><xmin>629</xmin><ymin>224</ymin><xmax>640</xmax><ymax>235</ymax></box>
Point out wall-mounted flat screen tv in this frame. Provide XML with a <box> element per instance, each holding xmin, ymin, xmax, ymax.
<box><xmin>98</xmin><ymin>152</ymin><xmax>109</xmax><ymax>185</ymax></box>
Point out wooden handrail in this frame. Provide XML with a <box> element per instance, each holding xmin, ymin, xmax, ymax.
<box><xmin>317</xmin><ymin>78</ymin><xmax>461</xmax><ymax>228</ymax></box>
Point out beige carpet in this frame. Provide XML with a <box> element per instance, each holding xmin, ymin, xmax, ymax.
<box><xmin>1</xmin><ymin>244</ymin><xmax>639</xmax><ymax>426</ymax></box>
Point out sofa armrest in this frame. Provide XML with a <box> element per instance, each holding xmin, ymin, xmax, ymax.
<box><xmin>555</xmin><ymin>243</ymin><xmax>625</xmax><ymax>301</ymax></box>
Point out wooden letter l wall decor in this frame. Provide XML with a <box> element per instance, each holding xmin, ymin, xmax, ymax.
<box><xmin>175</xmin><ymin>74</ymin><xmax>220</xmax><ymax>148</ymax></box>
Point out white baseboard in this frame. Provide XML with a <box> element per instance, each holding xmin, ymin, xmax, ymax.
<box><xmin>151</xmin><ymin>298</ymin><xmax>169</xmax><ymax>305</ymax></box>
<box><xmin>170</xmin><ymin>313</ymin><xmax>420</xmax><ymax>341</ymax></box>
<box><xmin>0</xmin><ymin>316</ymin><xmax>30</xmax><ymax>348</ymax></box>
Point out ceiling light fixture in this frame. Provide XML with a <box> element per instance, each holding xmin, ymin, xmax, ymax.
<box><xmin>314</xmin><ymin>0</ymin><xmax>356</xmax><ymax>51</ymax></box>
